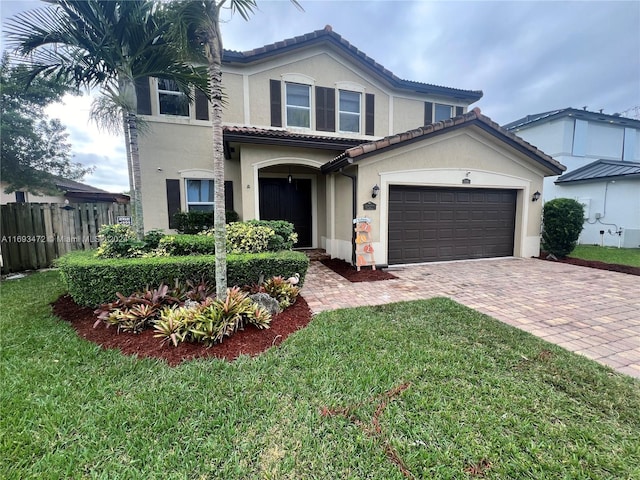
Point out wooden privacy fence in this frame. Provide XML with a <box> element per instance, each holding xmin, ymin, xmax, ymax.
<box><xmin>1</xmin><ymin>202</ymin><xmax>130</xmax><ymax>274</ymax></box>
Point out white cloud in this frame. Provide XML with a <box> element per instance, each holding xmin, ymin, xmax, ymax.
<box><xmin>45</xmin><ymin>94</ymin><xmax>128</xmax><ymax>193</ymax></box>
<box><xmin>2</xmin><ymin>0</ymin><xmax>638</xmax><ymax>192</ymax></box>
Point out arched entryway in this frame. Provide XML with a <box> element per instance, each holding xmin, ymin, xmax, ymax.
<box><xmin>255</xmin><ymin>159</ymin><xmax>322</xmax><ymax>249</ymax></box>
<box><xmin>259</xmin><ymin>176</ymin><xmax>313</xmax><ymax>247</ymax></box>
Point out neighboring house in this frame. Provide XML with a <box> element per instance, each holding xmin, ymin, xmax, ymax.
<box><xmin>135</xmin><ymin>26</ymin><xmax>564</xmax><ymax>266</ymax></box>
<box><xmin>0</xmin><ymin>178</ymin><xmax>129</xmax><ymax>205</ymax></box>
<box><xmin>504</xmin><ymin>108</ymin><xmax>640</xmax><ymax>248</ymax></box>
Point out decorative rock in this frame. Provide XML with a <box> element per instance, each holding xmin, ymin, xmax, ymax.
<box><xmin>249</xmin><ymin>292</ymin><xmax>282</xmax><ymax>315</ymax></box>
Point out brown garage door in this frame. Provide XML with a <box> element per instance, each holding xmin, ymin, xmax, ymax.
<box><xmin>388</xmin><ymin>186</ymin><xmax>517</xmax><ymax>264</ymax></box>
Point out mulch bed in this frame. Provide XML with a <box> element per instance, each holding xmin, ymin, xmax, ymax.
<box><xmin>537</xmin><ymin>253</ymin><xmax>640</xmax><ymax>276</ymax></box>
<box><xmin>320</xmin><ymin>258</ymin><xmax>398</xmax><ymax>282</ymax></box>
<box><xmin>51</xmin><ymin>295</ymin><xmax>313</xmax><ymax>366</ymax></box>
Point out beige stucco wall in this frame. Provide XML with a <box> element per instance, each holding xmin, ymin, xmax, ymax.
<box><xmin>138</xmin><ymin>122</ymin><xmax>241</xmax><ymax>232</ymax></box>
<box><xmin>236</xmin><ymin>144</ymin><xmax>337</xmax><ymax>248</ymax></box>
<box><xmin>392</xmin><ymin>97</ymin><xmax>425</xmax><ymax>134</ymax></box>
<box><xmin>221</xmin><ymin>72</ymin><xmax>244</xmax><ymax>124</ymax></box>
<box><xmin>244</xmin><ymin>50</ymin><xmax>390</xmax><ymax>136</ymax></box>
<box><xmin>327</xmin><ymin>126</ymin><xmax>550</xmax><ymax>264</ymax></box>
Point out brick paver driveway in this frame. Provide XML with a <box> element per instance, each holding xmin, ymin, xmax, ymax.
<box><xmin>301</xmin><ymin>258</ymin><xmax>640</xmax><ymax>378</ymax></box>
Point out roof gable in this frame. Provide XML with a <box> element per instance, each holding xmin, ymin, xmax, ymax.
<box><xmin>555</xmin><ymin>159</ymin><xmax>640</xmax><ymax>184</ymax></box>
<box><xmin>321</xmin><ymin>108</ymin><xmax>565</xmax><ymax>175</ymax></box>
<box><xmin>222</xmin><ymin>25</ymin><xmax>482</xmax><ymax>103</ymax></box>
<box><xmin>504</xmin><ymin>108</ymin><xmax>640</xmax><ymax>131</ymax></box>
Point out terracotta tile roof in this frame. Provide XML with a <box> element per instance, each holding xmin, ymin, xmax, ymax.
<box><xmin>321</xmin><ymin>108</ymin><xmax>566</xmax><ymax>175</ymax></box>
<box><xmin>223</xmin><ymin>126</ymin><xmax>364</xmax><ymax>150</ymax></box>
<box><xmin>555</xmin><ymin>159</ymin><xmax>640</xmax><ymax>184</ymax></box>
<box><xmin>222</xmin><ymin>26</ymin><xmax>482</xmax><ymax>102</ymax></box>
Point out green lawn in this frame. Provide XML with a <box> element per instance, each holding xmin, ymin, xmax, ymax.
<box><xmin>571</xmin><ymin>245</ymin><xmax>640</xmax><ymax>267</ymax></box>
<box><xmin>2</xmin><ymin>271</ymin><xmax>639</xmax><ymax>479</ymax></box>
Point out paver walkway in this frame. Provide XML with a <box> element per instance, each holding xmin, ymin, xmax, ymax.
<box><xmin>301</xmin><ymin>257</ymin><xmax>640</xmax><ymax>378</ymax></box>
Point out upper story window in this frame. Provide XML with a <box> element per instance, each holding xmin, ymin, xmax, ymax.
<box><xmin>158</xmin><ymin>78</ymin><xmax>189</xmax><ymax>117</ymax></box>
<box><xmin>285</xmin><ymin>83</ymin><xmax>311</xmax><ymax>128</ymax></box>
<box><xmin>339</xmin><ymin>90</ymin><xmax>361</xmax><ymax>133</ymax></box>
<box><xmin>434</xmin><ymin>104</ymin><xmax>453</xmax><ymax>122</ymax></box>
<box><xmin>186</xmin><ymin>179</ymin><xmax>214</xmax><ymax>212</ymax></box>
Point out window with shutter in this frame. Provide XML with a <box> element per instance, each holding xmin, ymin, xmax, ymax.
<box><xmin>166</xmin><ymin>180</ymin><xmax>181</xmax><ymax>229</ymax></box>
<box><xmin>315</xmin><ymin>86</ymin><xmax>335</xmax><ymax>132</ymax></box>
<box><xmin>135</xmin><ymin>77</ymin><xmax>152</xmax><ymax>115</ymax></box>
<box><xmin>158</xmin><ymin>78</ymin><xmax>189</xmax><ymax>116</ymax></box>
<box><xmin>338</xmin><ymin>90</ymin><xmax>361</xmax><ymax>133</ymax></box>
<box><xmin>195</xmin><ymin>89</ymin><xmax>209</xmax><ymax>120</ymax></box>
<box><xmin>286</xmin><ymin>83</ymin><xmax>311</xmax><ymax>128</ymax></box>
<box><xmin>434</xmin><ymin>104</ymin><xmax>453</xmax><ymax>122</ymax></box>
<box><xmin>270</xmin><ymin>79</ymin><xmax>282</xmax><ymax>127</ymax></box>
<box><xmin>424</xmin><ymin>102</ymin><xmax>434</xmax><ymax>125</ymax></box>
<box><xmin>365</xmin><ymin>93</ymin><xmax>375</xmax><ymax>135</ymax></box>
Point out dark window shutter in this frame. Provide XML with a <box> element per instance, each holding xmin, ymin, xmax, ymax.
<box><xmin>195</xmin><ymin>89</ymin><xmax>209</xmax><ymax>120</ymax></box>
<box><xmin>424</xmin><ymin>102</ymin><xmax>433</xmax><ymax>125</ymax></box>
<box><xmin>315</xmin><ymin>86</ymin><xmax>335</xmax><ymax>132</ymax></box>
<box><xmin>166</xmin><ymin>179</ymin><xmax>181</xmax><ymax>229</ymax></box>
<box><xmin>365</xmin><ymin>93</ymin><xmax>375</xmax><ymax>135</ymax></box>
<box><xmin>270</xmin><ymin>79</ymin><xmax>282</xmax><ymax>127</ymax></box>
<box><xmin>135</xmin><ymin>77</ymin><xmax>152</xmax><ymax>115</ymax></box>
<box><xmin>224</xmin><ymin>181</ymin><xmax>234</xmax><ymax>211</ymax></box>
<box><xmin>455</xmin><ymin>106</ymin><xmax>464</xmax><ymax>117</ymax></box>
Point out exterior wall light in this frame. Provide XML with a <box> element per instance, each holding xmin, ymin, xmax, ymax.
<box><xmin>372</xmin><ymin>184</ymin><xmax>380</xmax><ymax>198</ymax></box>
<box><xmin>532</xmin><ymin>191</ymin><xmax>541</xmax><ymax>202</ymax></box>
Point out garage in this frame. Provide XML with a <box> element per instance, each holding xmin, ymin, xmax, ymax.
<box><xmin>388</xmin><ymin>186</ymin><xmax>517</xmax><ymax>264</ymax></box>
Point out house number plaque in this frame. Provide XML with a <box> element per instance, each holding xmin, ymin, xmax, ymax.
<box><xmin>363</xmin><ymin>201</ymin><xmax>377</xmax><ymax>210</ymax></box>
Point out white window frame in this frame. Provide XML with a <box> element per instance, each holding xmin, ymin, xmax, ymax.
<box><xmin>434</xmin><ymin>103</ymin><xmax>453</xmax><ymax>122</ymax></box>
<box><xmin>185</xmin><ymin>179</ymin><xmax>215</xmax><ymax>212</ymax></box>
<box><xmin>157</xmin><ymin>78</ymin><xmax>189</xmax><ymax>117</ymax></box>
<box><xmin>285</xmin><ymin>82</ymin><xmax>311</xmax><ymax>129</ymax></box>
<box><xmin>338</xmin><ymin>89</ymin><xmax>362</xmax><ymax>133</ymax></box>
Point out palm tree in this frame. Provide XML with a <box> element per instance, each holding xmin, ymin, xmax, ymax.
<box><xmin>166</xmin><ymin>0</ymin><xmax>301</xmax><ymax>299</ymax></box>
<box><xmin>5</xmin><ymin>0</ymin><xmax>208</xmax><ymax>239</ymax></box>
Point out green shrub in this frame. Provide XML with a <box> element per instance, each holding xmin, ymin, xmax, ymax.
<box><xmin>173</xmin><ymin>210</ymin><xmax>240</xmax><ymax>234</ymax></box>
<box><xmin>56</xmin><ymin>250</ymin><xmax>309</xmax><ymax>307</ymax></box>
<box><xmin>245</xmin><ymin>220</ymin><xmax>298</xmax><ymax>251</ymax></box>
<box><xmin>159</xmin><ymin>234</ymin><xmax>216</xmax><ymax>256</ymax></box>
<box><xmin>142</xmin><ymin>229</ymin><xmax>166</xmax><ymax>250</ymax></box>
<box><xmin>223</xmin><ymin>222</ymin><xmax>275</xmax><ymax>254</ymax></box>
<box><xmin>542</xmin><ymin>198</ymin><xmax>585</xmax><ymax>258</ymax></box>
<box><xmin>96</xmin><ymin>224</ymin><xmax>145</xmax><ymax>258</ymax></box>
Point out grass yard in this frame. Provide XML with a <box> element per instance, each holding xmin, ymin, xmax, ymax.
<box><xmin>2</xmin><ymin>271</ymin><xmax>639</xmax><ymax>479</ymax></box>
<box><xmin>572</xmin><ymin>245</ymin><xmax>640</xmax><ymax>267</ymax></box>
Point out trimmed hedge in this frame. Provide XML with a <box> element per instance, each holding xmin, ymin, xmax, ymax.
<box><xmin>159</xmin><ymin>235</ymin><xmax>215</xmax><ymax>256</ymax></box>
<box><xmin>56</xmin><ymin>250</ymin><xmax>309</xmax><ymax>307</ymax></box>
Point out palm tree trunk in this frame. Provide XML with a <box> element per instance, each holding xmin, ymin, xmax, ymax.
<box><xmin>206</xmin><ymin>3</ymin><xmax>227</xmax><ymax>299</ymax></box>
<box><xmin>122</xmin><ymin>109</ymin><xmax>135</xmax><ymax>215</ymax></box>
<box><xmin>127</xmin><ymin>110</ymin><xmax>145</xmax><ymax>239</ymax></box>
<box><xmin>120</xmin><ymin>76</ymin><xmax>144</xmax><ymax>240</ymax></box>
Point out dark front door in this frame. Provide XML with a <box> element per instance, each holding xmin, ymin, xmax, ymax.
<box><xmin>388</xmin><ymin>186</ymin><xmax>517</xmax><ymax>265</ymax></box>
<box><xmin>259</xmin><ymin>178</ymin><xmax>312</xmax><ymax>248</ymax></box>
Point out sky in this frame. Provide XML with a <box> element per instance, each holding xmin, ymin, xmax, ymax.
<box><xmin>1</xmin><ymin>0</ymin><xmax>639</xmax><ymax>193</ymax></box>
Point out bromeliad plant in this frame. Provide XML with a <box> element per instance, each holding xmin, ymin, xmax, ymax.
<box><xmin>153</xmin><ymin>288</ymin><xmax>272</xmax><ymax>347</ymax></box>
<box><xmin>263</xmin><ymin>276</ymin><xmax>300</xmax><ymax>309</ymax></box>
<box><xmin>94</xmin><ymin>275</ymin><xmax>292</xmax><ymax>346</ymax></box>
<box><xmin>93</xmin><ymin>280</ymin><xmax>212</xmax><ymax>333</ymax></box>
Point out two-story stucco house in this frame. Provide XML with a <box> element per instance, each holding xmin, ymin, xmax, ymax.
<box><xmin>135</xmin><ymin>26</ymin><xmax>564</xmax><ymax>266</ymax></box>
<box><xmin>504</xmin><ymin>108</ymin><xmax>640</xmax><ymax>248</ymax></box>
